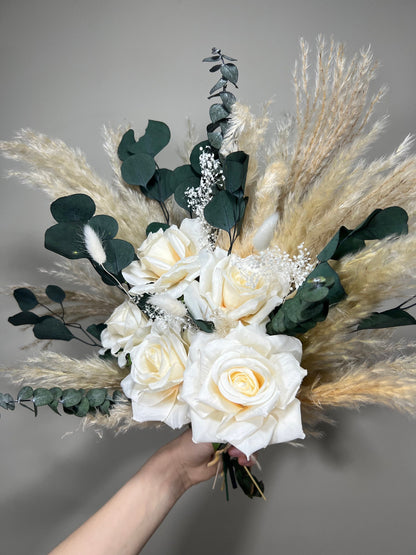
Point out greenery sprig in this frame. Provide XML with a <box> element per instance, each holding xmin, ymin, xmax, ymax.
<box><xmin>203</xmin><ymin>47</ymin><xmax>238</xmax><ymax>150</ymax></box>
<box><xmin>0</xmin><ymin>387</ymin><xmax>126</xmax><ymax>419</ymax></box>
<box><xmin>267</xmin><ymin>206</ymin><xmax>412</xmax><ymax>336</ymax></box>
<box><xmin>9</xmin><ymin>286</ymin><xmax>106</xmax><ymax>346</ymax></box>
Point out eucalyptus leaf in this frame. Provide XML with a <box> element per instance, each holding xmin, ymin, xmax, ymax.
<box><xmin>220</xmin><ymin>63</ymin><xmax>238</xmax><ymax>85</ymax></box>
<box><xmin>121</xmin><ymin>152</ymin><xmax>156</xmax><ymax>187</ymax></box>
<box><xmin>45</xmin><ymin>222</ymin><xmax>86</xmax><ymax>259</ymax></box>
<box><xmin>209</xmin><ymin>64</ymin><xmax>222</xmax><ymax>73</ymax></box>
<box><xmin>223</xmin><ymin>151</ymin><xmax>249</xmax><ymax>195</ymax></box>
<box><xmin>50</xmin><ymin>194</ymin><xmax>96</xmax><ymax>223</ymax></box>
<box><xmin>13</xmin><ymin>288</ymin><xmax>38</xmax><ymax>311</ymax></box>
<box><xmin>207</xmin><ymin>130</ymin><xmax>223</xmax><ymax>150</ymax></box>
<box><xmin>89</xmin><ymin>215</ymin><xmax>118</xmax><ymax>240</ymax></box>
<box><xmin>8</xmin><ymin>311</ymin><xmax>40</xmax><ymax>326</ymax></box>
<box><xmin>129</xmin><ymin>120</ymin><xmax>171</xmax><ymax>158</ymax></box>
<box><xmin>219</xmin><ymin>91</ymin><xmax>236</xmax><ymax>111</ymax></box>
<box><xmin>74</xmin><ymin>396</ymin><xmax>90</xmax><ymax>417</ymax></box>
<box><xmin>102</xmin><ymin>239</ymin><xmax>136</xmax><ymax>275</ymax></box>
<box><xmin>45</xmin><ymin>284</ymin><xmax>66</xmax><ymax>304</ymax></box>
<box><xmin>209</xmin><ymin>103</ymin><xmax>230</xmax><ymax>123</ymax></box>
<box><xmin>117</xmin><ymin>129</ymin><xmax>136</xmax><ymax>161</ymax></box>
<box><xmin>0</xmin><ymin>393</ymin><xmax>15</xmax><ymax>411</ymax></box>
<box><xmin>99</xmin><ymin>399</ymin><xmax>111</xmax><ymax>415</ymax></box>
<box><xmin>62</xmin><ymin>388</ymin><xmax>82</xmax><ymax>408</ymax></box>
<box><xmin>17</xmin><ymin>386</ymin><xmax>33</xmax><ymax>402</ymax></box>
<box><xmin>33</xmin><ymin>388</ymin><xmax>54</xmax><ymax>407</ymax></box>
<box><xmin>194</xmin><ymin>319</ymin><xmax>215</xmax><ymax>333</ymax></box>
<box><xmin>143</xmin><ymin>168</ymin><xmax>177</xmax><ymax>202</ymax></box>
<box><xmin>190</xmin><ymin>141</ymin><xmax>211</xmax><ymax>174</ymax></box>
<box><xmin>202</xmin><ymin>55</ymin><xmax>220</xmax><ymax>62</ymax></box>
<box><xmin>357</xmin><ymin>308</ymin><xmax>416</xmax><ymax>330</ymax></box>
<box><xmin>209</xmin><ymin>78</ymin><xmax>228</xmax><ymax>95</ymax></box>
<box><xmin>86</xmin><ymin>323</ymin><xmax>106</xmax><ymax>340</ymax></box>
<box><xmin>86</xmin><ymin>388</ymin><xmax>107</xmax><ymax>407</ymax></box>
<box><xmin>204</xmin><ymin>190</ymin><xmax>239</xmax><ymax>232</ymax></box>
<box><xmin>305</xmin><ymin>262</ymin><xmax>346</xmax><ymax>306</ymax></box>
<box><xmin>33</xmin><ymin>317</ymin><xmax>74</xmax><ymax>341</ymax></box>
<box><xmin>146</xmin><ymin>222</ymin><xmax>170</xmax><ymax>236</ymax></box>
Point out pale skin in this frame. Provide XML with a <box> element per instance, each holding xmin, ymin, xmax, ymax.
<box><xmin>49</xmin><ymin>430</ymin><xmax>254</xmax><ymax>555</ymax></box>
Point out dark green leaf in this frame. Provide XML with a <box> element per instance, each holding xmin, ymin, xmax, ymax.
<box><xmin>204</xmin><ymin>190</ymin><xmax>239</xmax><ymax>232</ymax></box>
<box><xmin>99</xmin><ymin>399</ymin><xmax>111</xmax><ymax>415</ymax></box>
<box><xmin>45</xmin><ymin>222</ymin><xmax>86</xmax><ymax>259</ymax></box>
<box><xmin>146</xmin><ymin>222</ymin><xmax>170</xmax><ymax>236</ymax></box>
<box><xmin>86</xmin><ymin>323</ymin><xmax>106</xmax><ymax>341</ymax></box>
<box><xmin>190</xmin><ymin>141</ymin><xmax>211</xmax><ymax>174</ymax></box>
<box><xmin>62</xmin><ymin>388</ymin><xmax>82</xmax><ymax>408</ymax></box>
<box><xmin>0</xmin><ymin>393</ymin><xmax>15</xmax><ymax>410</ymax></box>
<box><xmin>45</xmin><ymin>284</ymin><xmax>66</xmax><ymax>304</ymax></box>
<box><xmin>121</xmin><ymin>152</ymin><xmax>156</xmax><ymax>187</ymax></box>
<box><xmin>173</xmin><ymin>165</ymin><xmax>200</xmax><ymax>210</ymax></box>
<box><xmin>223</xmin><ymin>151</ymin><xmax>249</xmax><ymax>196</ymax></box>
<box><xmin>33</xmin><ymin>317</ymin><xmax>74</xmax><ymax>341</ymax></box>
<box><xmin>33</xmin><ymin>388</ymin><xmax>54</xmax><ymax>407</ymax></box>
<box><xmin>220</xmin><ymin>63</ymin><xmax>238</xmax><ymax>85</ymax></box>
<box><xmin>222</xmin><ymin>54</ymin><xmax>237</xmax><ymax>61</ymax></box>
<box><xmin>305</xmin><ymin>263</ymin><xmax>346</xmax><ymax>306</ymax></box>
<box><xmin>209</xmin><ymin>78</ymin><xmax>228</xmax><ymax>95</ymax></box>
<box><xmin>112</xmin><ymin>390</ymin><xmax>126</xmax><ymax>403</ymax></box>
<box><xmin>13</xmin><ymin>288</ymin><xmax>38</xmax><ymax>311</ymax></box>
<box><xmin>207</xmin><ymin>131</ymin><xmax>223</xmax><ymax>150</ymax></box>
<box><xmin>8</xmin><ymin>311</ymin><xmax>40</xmax><ymax>326</ymax></box>
<box><xmin>209</xmin><ymin>64</ymin><xmax>221</xmax><ymax>72</ymax></box>
<box><xmin>357</xmin><ymin>308</ymin><xmax>416</xmax><ymax>330</ymax></box>
<box><xmin>50</xmin><ymin>194</ymin><xmax>96</xmax><ymax>223</ymax></box>
<box><xmin>103</xmin><ymin>239</ymin><xmax>135</xmax><ymax>275</ymax></box>
<box><xmin>117</xmin><ymin>129</ymin><xmax>136</xmax><ymax>161</ymax></box>
<box><xmin>89</xmin><ymin>215</ymin><xmax>118</xmax><ymax>240</ymax></box>
<box><xmin>209</xmin><ymin>104</ymin><xmax>230</xmax><ymax>124</ymax></box>
<box><xmin>129</xmin><ymin>120</ymin><xmax>171</xmax><ymax>158</ymax></box>
<box><xmin>143</xmin><ymin>168</ymin><xmax>177</xmax><ymax>202</ymax></box>
<box><xmin>202</xmin><ymin>55</ymin><xmax>221</xmax><ymax>62</ymax></box>
<box><xmin>353</xmin><ymin>206</ymin><xmax>408</xmax><ymax>241</ymax></box>
<box><xmin>74</xmin><ymin>396</ymin><xmax>90</xmax><ymax>417</ymax></box>
<box><xmin>17</xmin><ymin>386</ymin><xmax>33</xmax><ymax>402</ymax></box>
<box><xmin>194</xmin><ymin>319</ymin><xmax>215</xmax><ymax>333</ymax></box>
<box><xmin>50</xmin><ymin>387</ymin><xmax>63</xmax><ymax>400</ymax></box>
<box><xmin>86</xmin><ymin>388</ymin><xmax>107</xmax><ymax>407</ymax></box>
<box><xmin>219</xmin><ymin>91</ymin><xmax>236</xmax><ymax>111</ymax></box>
<box><xmin>234</xmin><ymin>462</ymin><xmax>264</xmax><ymax>498</ymax></box>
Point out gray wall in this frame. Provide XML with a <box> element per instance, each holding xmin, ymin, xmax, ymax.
<box><xmin>1</xmin><ymin>1</ymin><xmax>415</xmax><ymax>554</ymax></box>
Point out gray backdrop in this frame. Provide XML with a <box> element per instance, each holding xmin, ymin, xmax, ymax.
<box><xmin>1</xmin><ymin>1</ymin><xmax>415</xmax><ymax>554</ymax></box>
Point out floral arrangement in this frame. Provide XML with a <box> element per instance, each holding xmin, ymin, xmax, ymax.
<box><xmin>2</xmin><ymin>40</ymin><xmax>416</xmax><ymax>499</ymax></box>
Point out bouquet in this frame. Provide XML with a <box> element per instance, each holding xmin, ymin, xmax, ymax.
<box><xmin>2</xmin><ymin>39</ymin><xmax>416</xmax><ymax>499</ymax></box>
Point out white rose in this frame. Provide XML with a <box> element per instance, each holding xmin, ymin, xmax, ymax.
<box><xmin>180</xmin><ymin>323</ymin><xmax>307</xmax><ymax>457</ymax></box>
<box><xmin>121</xmin><ymin>326</ymin><xmax>190</xmax><ymax>429</ymax></box>
<box><xmin>100</xmin><ymin>300</ymin><xmax>150</xmax><ymax>367</ymax></box>
<box><xmin>122</xmin><ymin>218</ymin><xmax>207</xmax><ymax>297</ymax></box>
<box><xmin>184</xmin><ymin>248</ymin><xmax>291</xmax><ymax>328</ymax></box>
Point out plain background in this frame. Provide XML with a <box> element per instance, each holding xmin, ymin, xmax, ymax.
<box><xmin>1</xmin><ymin>1</ymin><xmax>415</xmax><ymax>554</ymax></box>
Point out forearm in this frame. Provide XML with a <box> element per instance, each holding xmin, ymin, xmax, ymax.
<box><xmin>49</xmin><ymin>444</ymin><xmax>187</xmax><ymax>555</ymax></box>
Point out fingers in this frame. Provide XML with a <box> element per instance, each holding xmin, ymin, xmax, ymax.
<box><xmin>227</xmin><ymin>446</ymin><xmax>257</xmax><ymax>467</ymax></box>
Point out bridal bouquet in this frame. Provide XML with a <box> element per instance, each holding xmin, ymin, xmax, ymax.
<box><xmin>2</xmin><ymin>40</ymin><xmax>416</xmax><ymax>499</ymax></box>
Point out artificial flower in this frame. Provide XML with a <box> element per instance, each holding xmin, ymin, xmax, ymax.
<box><xmin>180</xmin><ymin>323</ymin><xmax>307</xmax><ymax>457</ymax></box>
<box><xmin>122</xmin><ymin>218</ymin><xmax>207</xmax><ymax>297</ymax></box>
<box><xmin>121</xmin><ymin>324</ymin><xmax>190</xmax><ymax>429</ymax></box>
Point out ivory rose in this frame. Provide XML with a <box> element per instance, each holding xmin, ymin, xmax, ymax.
<box><xmin>121</xmin><ymin>325</ymin><xmax>190</xmax><ymax>429</ymax></box>
<box><xmin>183</xmin><ymin>248</ymin><xmax>291</xmax><ymax>328</ymax></box>
<box><xmin>122</xmin><ymin>218</ymin><xmax>207</xmax><ymax>297</ymax></box>
<box><xmin>180</xmin><ymin>323</ymin><xmax>307</xmax><ymax>457</ymax></box>
<box><xmin>100</xmin><ymin>300</ymin><xmax>150</xmax><ymax>367</ymax></box>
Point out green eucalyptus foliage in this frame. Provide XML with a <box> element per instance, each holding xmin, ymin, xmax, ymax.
<box><xmin>45</xmin><ymin>193</ymin><xmax>135</xmax><ymax>285</ymax></box>
<box><xmin>9</xmin><ymin>284</ymin><xmax>106</xmax><ymax>347</ymax></box>
<box><xmin>0</xmin><ymin>387</ymin><xmax>127</xmax><ymax>419</ymax></box>
<box><xmin>203</xmin><ymin>48</ymin><xmax>238</xmax><ymax>150</ymax></box>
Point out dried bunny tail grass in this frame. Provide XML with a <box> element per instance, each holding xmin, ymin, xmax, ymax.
<box><xmin>2</xmin><ymin>351</ymin><xmax>128</xmax><ymax>391</ymax></box>
<box><xmin>0</xmin><ymin>128</ymin><xmax>163</xmax><ymax>247</ymax></box>
<box><xmin>300</xmin><ymin>356</ymin><xmax>416</xmax><ymax>416</ymax></box>
<box><xmin>281</xmin><ymin>37</ymin><xmax>383</xmax><ymax>211</ymax></box>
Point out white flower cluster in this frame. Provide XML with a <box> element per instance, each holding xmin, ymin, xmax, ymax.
<box><xmin>101</xmin><ymin>219</ymin><xmax>308</xmax><ymax>457</ymax></box>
